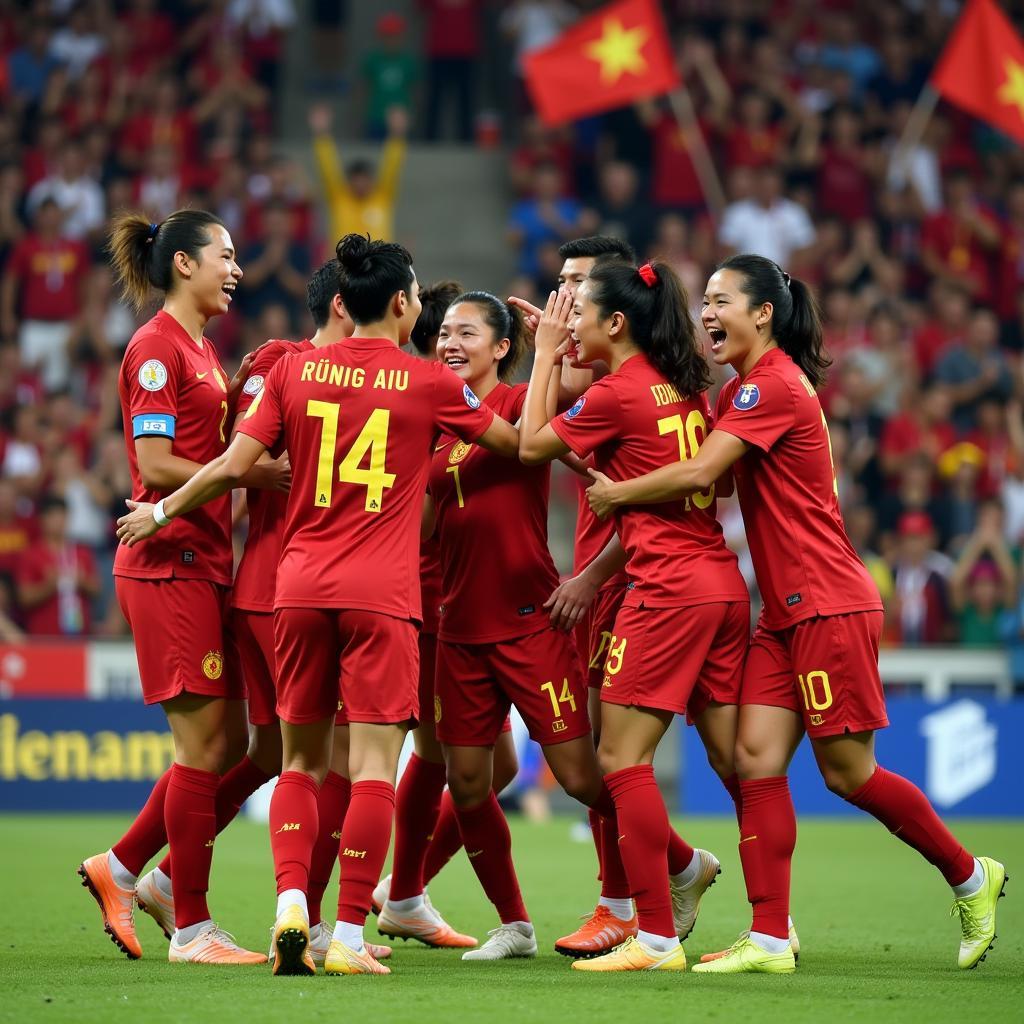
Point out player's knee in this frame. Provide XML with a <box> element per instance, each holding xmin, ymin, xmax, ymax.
<box><xmin>596</xmin><ymin>744</ymin><xmax>626</xmax><ymax>775</ymax></box>
<box><xmin>446</xmin><ymin>764</ymin><xmax>489</xmax><ymax>806</ymax></box>
<box><xmin>819</xmin><ymin>762</ymin><xmax>857</xmax><ymax>797</ymax></box>
<box><xmin>704</xmin><ymin>746</ymin><xmax>734</xmax><ymax>781</ymax></box>
<box><xmin>554</xmin><ymin>765</ymin><xmax>592</xmax><ymax>804</ymax></box>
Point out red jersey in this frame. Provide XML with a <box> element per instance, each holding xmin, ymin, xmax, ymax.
<box><xmin>551</xmin><ymin>354</ymin><xmax>747</xmax><ymax>610</ymax></box>
<box><xmin>573</xmin><ymin>477</ymin><xmax>625</xmax><ymax>589</ymax></box>
<box><xmin>16</xmin><ymin>541</ymin><xmax>96</xmax><ymax>636</ymax></box>
<box><xmin>237</xmin><ymin>337</ymin><xmax>494</xmax><ymax>619</ymax></box>
<box><xmin>6</xmin><ymin>234</ymin><xmax>89</xmax><ymax>321</ymax></box>
<box><xmin>420</xmin><ymin>534</ymin><xmax>443</xmax><ymax>634</ymax></box>
<box><xmin>430</xmin><ymin>382</ymin><xmax>558</xmax><ymax>644</ymax></box>
<box><xmin>714</xmin><ymin>348</ymin><xmax>882</xmax><ymax>630</ymax></box>
<box><xmin>114</xmin><ymin>311</ymin><xmax>234</xmax><ymax>585</ymax></box>
<box><xmin>232</xmin><ymin>338</ymin><xmax>315</xmax><ymax>612</ymax></box>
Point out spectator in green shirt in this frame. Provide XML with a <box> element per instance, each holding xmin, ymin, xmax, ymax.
<box><xmin>361</xmin><ymin>13</ymin><xmax>419</xmax><ymax>140</ymax></box>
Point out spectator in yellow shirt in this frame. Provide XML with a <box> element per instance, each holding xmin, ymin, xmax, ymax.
<box><xmin>309</xmin><ymin>103</ymin><xmax>408</xmax><ymax>242</ymax></box>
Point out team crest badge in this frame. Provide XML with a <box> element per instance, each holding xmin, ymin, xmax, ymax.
<box><xmin>243</xmin><ymin>374</ymin><xmax>264</xmax><ymax>396</ymax></box>
<box><xmin>138</xmin><ymin>359</ymin><xmax>167</xmax><ymax>391</ymax></box>
<box><xmin>564</xmin><ymin>396</ymin><xmax>586</xmax><ymax>420</ymax></box>
<box><xmin>733</xmin><ymin>383</ymin><xmax>760</xmax><ymax>410</ymax></box>
<box><xmin>463</xmin><ymin>384</ymin><xmax>481</xmax><ymax>409</ymax></box>
<box><xmin>434</xmin><ymin>695</ymin><xmax>442</xmax><ymax>724</ymax></box>
<box><xmin>448</xmin><ymin>442</ymin><xmax>472</xmax><ymax>464</ymax></box>
<box><xmin>202</xmin><ymin>650</ymin><xmax>224</xmax><ymax>680</ymax></box>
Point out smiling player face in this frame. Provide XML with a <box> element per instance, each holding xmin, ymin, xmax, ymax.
<box><xmin>436</xmin><ymin>302</ymin><xmax>509</xmax><ymax>390</ymax></box>
<box><xmin>570</xmin><ymin>279</ymin><xmax>612</xmax><ymax>367</ymax></box>
<box><xmin>183</xmin><ymin>224</ymin><xmax>242</xmax><ymax>319</ymax></box>
<box><xmin>701</xmin><ymin>268</ymin><xmax>763</xmax><ymax>370</ymax></box>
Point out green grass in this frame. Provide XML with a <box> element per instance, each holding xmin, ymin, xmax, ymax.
<box><xmin>1</xmin><ymin>814</ymin><xmax>1021</xmax><ymax>1024</ymax></box>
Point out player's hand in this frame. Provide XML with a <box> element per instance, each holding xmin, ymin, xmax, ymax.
<box><xmin>586</xmin><ymin>468</ymin><xmax>619</xmax><ymax>520</ymax></box>
<box><xmin>267</xmin><ymin>453</ymin><xmax>291</xmax><ymax>493</ymax></box>
<box><xmin>508</xmin><ymin>295</ymin><xmax>542</xmax><ymax>338</ymax></box>
<box><xmin>116</xmin><ymin>500</ymin><xmax>160</xmax><ymax>547</ymax></box>
<box><xmin>544</xmin><ymin>573</ymin><xmax>598</xmax><ymax>632</ymax></box>
<box><xmin>534</xmin><ymin>289</ymin><xmax>572</xmax><ymax>361</ymax></box>
<box><xmin>228</xmin><ymin>350</ymin><xmax>258</xmax><ymax>397</ymax></box>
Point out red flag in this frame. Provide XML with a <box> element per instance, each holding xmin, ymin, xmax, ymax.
<box><xmin>931</xmin><ymin>0</ymin><xmax>1024</xmax><ymax>144</ymax></box>
<box><xmin>524</xmin><ymin>0</ymin><xmax>680</xmax><ymax>126</ymax></box>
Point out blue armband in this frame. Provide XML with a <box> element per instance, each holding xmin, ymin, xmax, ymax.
<box><xmin>132</xmin><ymin>413</ymin><xmax>176</xmax><ymax>438</ymax></box>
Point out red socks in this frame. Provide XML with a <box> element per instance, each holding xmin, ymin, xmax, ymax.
<box><xmin>164</xmin><ymin>764</ymin><xmax>219</xmax><ymax>928</ymax></box>
<box><xmin>722</xmin><ymin>772</ymin><xmax>742</xmax><ymax>826</ymax></box>
<box><xmin>269</xmin><ymin>770</ymin><xmax>320</xmax><ymax>895</ymax></box>
<box><xmin>112</xmin><ymin>767</ymin><xmax>171</xmax><ymax>877</ymax></box>
<box><xmin>453</xmin><ymin>792</ymin><xmax>529</xmax><ymax>923</ymax></box>
<box><xmin>738</xmin><ymin>777</ymin><xmax>796</xmax><ymax>940</ymax></box>
<box><xmin>422</xmin><ymin>790</ymin><xmax>462</xmax><ymax>886</ymax></box>
<box><xmin>846</xmin><ymin>766</ymin><xmax>974</xmax><ymax>886</ymax></box>
<box><xmin>157</xmin><ymin>756</ymin><xmax>273</xmax><ymax>879</ymax></box>
<box><xmin>390</xmin><ymin>755</ymin><xmax>447</xmax><ymax>901</ymax></box>
<box><xmin>336</xmin><ymin>781</ymin><xmax>396</xmax><ymax>926</ymax></box>
<box><xmin>605</xmin><ymin>765</ymin><xmax>674</xmax><ymax>937</ymax></box>
<box><xmin>307</xmin><ymin>771</ymin><xmax>351</xmax><ymax>927</ymax></box>
<box><xmin>598</xmin><ymin>814</ymin><xmax>632</xmax><ymax>900</ymax></box>
<box><xmin>667</xmin><ymin>829</ymin><xmax>696</xmax><ymax>876</ymax></box>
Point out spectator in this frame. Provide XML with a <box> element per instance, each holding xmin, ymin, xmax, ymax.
<box><xmin>0</xmin><ymin>477</ymin><xmax>37</xmax><ymax>581</ymax></box>
<box><xmin>507</xmin><ymin>161</ymin><xmax>583</xmax><ymax>279</ymax></box>
<box><xmin>239</xmin><ymin>199</ymin><xmax>310</xmax><ymax>328</ymax></box>
<box><xmin>589</xmin><ymin>160</ymin><xmax>655</xmax><ymax>257</ymax></box>
<box><xmin>8</xmin><ymin>19</ymin><xmax>59</xmax><ymax>109</ymax></box>
<box><xmin>26</xmin><ymin>138</ymin><xmax>105</xmax><ymax>242</ymax></box>
<box><xmin>421</xmin><ymin>0</ymin><xmax>485</xmax><ymax>142</ymax></box>
<box><xmin>1</xmin><ymin>197</ymin><xmax>89</xmax><ymax>391</ymax></box>
<box><xmin>309</xmin><ymin>102</ymin><xmax>408</xmax><ymax>244</ymax></box>
<box><xmin>15</xmin><ymin>493</ymin><xmax>98</xmax><ymax>636</ymax></box>
<box><xmin>718</xmin><ymin>165</ymin><xmax>816</xmax><ymax>266</ymax></box>
<box><xmin>815</xmin><ymin>12</ymin><xmax>881</xmax><ymax>96</ymax></box>
<box><xmin>49</xmin><ymin>3</ymin><xmax>106</xmax><ymax>81</ymax></box>
<box><xmin>891</xmin><ymin>511</ymin><xmax>952</xmax><ymax>645</ymax></box>
<box><xmin>360</xmin><ymin>14</ymin><xmax>419</xmax><ymax>141</ymax></box>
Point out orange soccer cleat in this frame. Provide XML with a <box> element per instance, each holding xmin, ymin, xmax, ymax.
<box><xmin>377</xmin><ymin>896</ymin><xmax>477</xmax><ymax>949</ymax></box>
<box><xmin>78</xmin><ymin>852</ymin><xmax>142</xmax><ymax>959</ymax></box>
<box><xmin>554</xmin><ymin>905</ymin><xmax>638</xmax><ymax>959</ymax></box>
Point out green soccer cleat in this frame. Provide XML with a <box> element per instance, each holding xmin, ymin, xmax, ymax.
<box><xmin>691</xmin><ymin>935</ymin><xmax>795</xmax><ymax>974</ymax></box>
<box><xmin>951</xmin><ymin>857</ymin><xmax>1007</xmax><ymax>970</ymax></box>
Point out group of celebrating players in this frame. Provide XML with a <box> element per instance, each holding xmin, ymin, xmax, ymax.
<box><xmin>76</xmin><ymin>207</ymin><xmax>1007</xmax><ymax>977</ymax></box>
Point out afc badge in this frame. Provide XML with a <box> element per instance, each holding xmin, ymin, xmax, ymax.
<box><xmin>733</xmin><ymin>383</ymin><xmax>761</xmax><ymax>410</ymax></box>
<box><xmin>138</xmin><ymin>359</ymin><xmax>168</xmax><ymax>391</ymax></box>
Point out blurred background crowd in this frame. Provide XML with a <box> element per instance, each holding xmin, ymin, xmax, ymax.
<box><xmin>0</xmin><ymin>0</ymin><xmax>1023</xmax><ymax>668</ymax></box>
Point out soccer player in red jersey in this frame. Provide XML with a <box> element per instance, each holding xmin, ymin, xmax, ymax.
<box><xmin>79</xmin><ymin>210</ymin><xmax>286</xmax><ymax>965</ymax></box>
<box><xmin>418</xmin><ymin>290</ymin><xmax>628</xmax><ymax>963</ymax></box>
<box><xmin>117</xmin><ymin>234</ymin><xmax>519</xmax><ymax>977</ymax></box>
<box><xmin>373</xmin><ymin>281</ymin><xmax>518</xmax><ymax>948</ymax></box>
<box><xmin>519</xmin><ymin>264</ymin><xmax>746</xmax><ymax>972</ymax></box>
<box><xmin>588</xmin><ymin>254</ymin><xmax>1007</xmax><ymax>974</ymax></box>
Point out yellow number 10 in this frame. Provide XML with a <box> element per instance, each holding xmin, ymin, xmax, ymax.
<box><xmin>657</xmin><ymin>409</ymin><xmax>715</xmax><ymax>511</ymax></box>
<box><xmin>306</xmin><ymin>400</ymin><xmax>396</xmax><ymax>512</ymax></box>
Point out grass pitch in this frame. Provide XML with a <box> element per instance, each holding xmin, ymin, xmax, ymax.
<box><xmin>1</xmin><ymin>813</ymin><xmax>1021</xmax><ymax>1024</ymax></box>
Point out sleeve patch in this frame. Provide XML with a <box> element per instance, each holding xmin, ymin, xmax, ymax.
<box><xmin>564</xmin><ymin>396</ymin><xmax>586</xmax><ymax>420</ymax></box>
<box><xmin>242</xmin><ymin>374</ymin><xmax>265</xmax><ymax>396</ymax></box>
<box><xmin>138</xmin><ymin>359</ymin><xmax>168</xmax><ymax>391</ymax></box>
<box><xmin>463</xmin><ymin>383</ymin><xmax>481</xmax><ymax>409</ymax></box>
<box><xmin>732</xmin><ymin>383</ymin><xmax>760</xmax><ymax>410</ymax></box>
<box><xmin>132</xmin><ymin>413</ymin><xmax>175</xmax><ymax>438</ymax></box>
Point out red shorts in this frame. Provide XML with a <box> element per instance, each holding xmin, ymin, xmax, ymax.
<box><xmin>418</xmin><ymin>631</ymin><xmax>438</xmax><ymax>724</ymax></box>
<box><xmin>574</xmin><ymin>585</ymin><xmax>626</xmax><ymax>689</ymax></box>
<box><xmin>233</xmin><ymin>609</ymin><xmax>277</xmax><ymax>726</ymax></box>
<box><xmin>435</xmin><ymin>627</ymin><xmax>591</xmax><ymax>747</ymax></box>
<box><xmin>599</xmin><ymin>602</ymin><xmax>749</xmax><ymax>718</ymax></box>
<box><xmin>742</xmin><ymin>611</ymin><xmax>889</xmax><ymax>738</ymax></box>
<box><xmin>116</xmin><ymin>577</ymin><xmax>244</xmax><ymax>705</ymax></box>
<box><xmin>274</xmin><ymin>607</ymin><xmax>419</xmax><ymax>726</ymax></box>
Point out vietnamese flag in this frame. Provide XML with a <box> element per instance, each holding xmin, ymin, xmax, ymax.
<box><xmin>931</xmin><ymin>0</ymin><xmax>1024</xmax><ymax>144</ymax></box>
<box><xmin>524</xmin><ymin>0</ymin><xmax>680</xmax><ymax>126</ymax></box>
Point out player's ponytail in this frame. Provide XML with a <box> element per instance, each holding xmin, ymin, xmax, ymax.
<box><xmin>453</xmin><ymin>291</ymin><xmax>528</xmax><ymax>381</ymax></box>
<box><xmin>335</xmin><ymin>232</ymin><xmax>414</xmax><ymax>323</ymax></box>
<box><xmin>587</xmin><ymin>259</ymin><xmax>711</xmax><ymax>398</ymax></box>
<box><xmin>410</xmin><ymin>280</ymin><xmax>463</xmax><ymax>355</ymax></box>
<box><xmin>108</xmin><ymin>209</ymin><xmax>225</xmax><ymax>312</ymax></box>
<box><xmin>717</xmin><ymin>253</ymin><xmax>830</xmax><ymax>388</ymax></box>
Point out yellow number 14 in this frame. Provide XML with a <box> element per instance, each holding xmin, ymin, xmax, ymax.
<box><xmin>541</xmin><ymin>679</ymin><xmax>577</xmax><ymax>718</ymax></box>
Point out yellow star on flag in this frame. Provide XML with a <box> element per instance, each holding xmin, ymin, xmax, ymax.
<box><xmin>997</xmin><ymin>57</ymin><xmax>1024</xmax><ymax>121</ymax></box>
<box><xmin>585</xmin><ymin>17</ymin><xmax>649</xmax><ymax>85</ymax></box>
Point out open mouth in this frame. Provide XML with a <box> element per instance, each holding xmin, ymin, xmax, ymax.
<box><xmin>445</xmin><ymin>355</ymin><xmax>468</xmax><ymax>370</ymax></box>
<box><xmin>706</xmin><ymin>327</ymin><xmax>727</xmax><ymax>352</ymax></box>
<box><xmin>221</xmin><ymin>282</ymin><xmax>236</xmax><ymax>302</ymax></box>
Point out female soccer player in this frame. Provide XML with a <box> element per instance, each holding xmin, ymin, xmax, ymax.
<box><xmin>117</xmin><ymin>234</ymin><xmax>519</xmax><ymax>977</ymax></box>
<box><xmin>587</xmin><ymin>254</ymin><xmax>1007</xmax><ymax>974</ymax></box>
<box><xmin>422</xmin><ymin>290</ymin><xmax>640</xmax><ymax>963</ymax></box>
<box><xmin>374</xmin><ymin>281</ymin><xmax>519</xmax><ymax>950</ymax></box>
<box><xmin>80</xmin><ymin>209</ymin><xmax>287</xmax><ymax>965</ymax></box>
<box><xmin>518</xmin><ymin>263</ymin><xmax>746</xmax><ymax>972</ymax></box>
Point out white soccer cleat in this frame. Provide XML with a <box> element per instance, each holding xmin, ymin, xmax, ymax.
<box><xmin>135</xmin><ymin>870</ymin><xmax>175</xmax><ymax>941</ymax></box>
<box><xmin>168</xmin><ymin>922</ymin><xmax>267</xmax><ymax>965</ymax></box>
<box><xmin>461</xmin><ymin>923</ymin><xmax>537</xmax><ymax>961</ymax></box>
<box><xmin>670</xmin><ymin>848</ymin><xmax>721</xmax><ymax>940</ymax></box>
<box><xmin>371</xmin><ymin>874</ymin><xmax>391</xmax><ymax>915</ymax></box>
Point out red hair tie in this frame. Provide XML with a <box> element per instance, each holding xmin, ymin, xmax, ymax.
<box><xmin>638</xmin><ymin>263</ymin><xmax>658</xmax><ymax>287</ymax></box>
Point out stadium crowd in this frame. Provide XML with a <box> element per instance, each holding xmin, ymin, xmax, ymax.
<box><xmin>0</xmin><ymin>0</ymin><xmax>1022</xmax><ymax>661</ymax></box>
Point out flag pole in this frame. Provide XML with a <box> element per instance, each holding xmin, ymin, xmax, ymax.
<box><xmin>890</xmin><ymin>83</ymin><xmax>941</xmax><ymax>185</ymax></box>
<box><xmin>667</xmin><ymin>86</ymin><xmax>726</xmax><ymax>221</ymax></box>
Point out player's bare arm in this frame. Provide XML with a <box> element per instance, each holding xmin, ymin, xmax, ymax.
<box><xmin>520</xmin><ymin>289</ymin><xmax>574</xmax><ymax>465</ymax></box>
<box><xmin>586</xmin><ymin>429</ymin><xmax>749</xmax><ymax>519</ymax></box>
<box><xmin>545</xmin><ymin>534</ymin><xmax>628</xmax><ymax>632</ymax></box>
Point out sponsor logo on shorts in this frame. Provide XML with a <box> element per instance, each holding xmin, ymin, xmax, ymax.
<box><xmin>518</xmin><ymin>605</ymin><xmax>536</xmax><ymax>616</ymax></box>
<box><xmin>448</xmin><ymin>442</ymin><xmax>472</xmax><ymax>464</ymax></box>
<box><xmin>564</xmin><ymin>396</ymin><xmax>586</xmax><ymax>420</ymax></box>
<box><xmin>786</xmin><ymin>593</ymin><xmax>803</xmax><ymax>607</ymax></box>
<box><xmin>202</xmin><ymin>650</ymin><xmax>224</xmax><ymax>680</ymax></box>
<box><xmin>733</xmin><ymin>383</ymin><xmax>760</xmax><ymax>410</ymax></box>
<box><xmin>434</xmin><ymin>695</ymin><xmax>442</xmax><ymax>724</ymax></box>
<box><xmin>552</xmin><ymin>719</ymin><xmax>567</xmax><ymax>733</ymax></box>
<box><xmin>182</xmin><ymin>551</ymin><xmax>195</xmax><ymax>564</ymax></box>
<box><xmin>242</xmin><ymin>374</ymin><xmax>264</xmax><ymax>396</ymax></box>
<box><xmin>809</xmin><ymin>714</ymin><xmax>824</xmax><ymax>727</ymax></box>
<box><xmin>602</xmin><ymin>676</ymin><xmax>612</xmax><ymax>688</ymax></box>
<box><xmin>138</xmin><ymin>359</ymin><xmax>168</xmax><ymax>391</ymax></box>
<box><xmin>343</xmin><ymin>848</ymin><xmax>367</xmax><ymax>859</ymax></box>
<box><xmin>463</xmin><ymin>384</ymin><xmax>481</xmax><ymax>409</ymax></box>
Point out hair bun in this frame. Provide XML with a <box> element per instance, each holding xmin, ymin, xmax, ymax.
<box><xmin>336</xmin><ymin>233</ymin><xmax>373</xmax><ymax>274</ymax></box>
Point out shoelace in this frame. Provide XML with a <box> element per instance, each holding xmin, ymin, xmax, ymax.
<box><xmin>950</xmin><ymin>899</ymin><xmax>983</xmax><ymax>940</ymax></box>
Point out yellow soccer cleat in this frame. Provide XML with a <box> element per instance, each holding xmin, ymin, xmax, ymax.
<box><xmin>272</xmin><ymin>904</ymin><xmax>314</xmax><ymax>976</ymax></box>
<box><xmin>77</xmin><ymin>852</ymin><xmax>142</xmax><ymax>959</ymax></box>
<box><xmin>571</xmin><ymin>934</ymin><xmax>686</xmax><ymax>972</ymax></box>
<box><xmin>952</xmin><ymin>857</ymin><xmax>1008</xmax><ymax>970</ymax></box>
<box><xmin>699</xmin><ymin>923</ymin><xmax>800</xmax><ymax>963</ymax></box>
<box><xmin>324</xmin><ymin>939</ymin><xmax>391</xmax><ymax>975</ymax></box>
<box><xmin>670</xmin><ymin>849</ymin><xmax>721</xmax><ymax>940</ymax></box>
<box><xmin>691</xmin><ymin>935</ymin><xmax>794</xmax><ymax>974</ymax></box>
<box><xmin>309</xmin><ymin>921</ymin><xmax>392</xmax><ymax>966</ymax></box>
